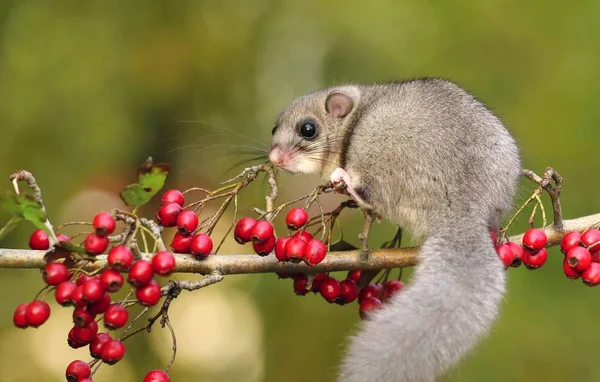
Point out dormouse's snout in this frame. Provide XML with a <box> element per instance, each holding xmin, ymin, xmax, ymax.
<box><xmin>268</xmin><ymin>145</ymin><xmax>284</xmax><ymax>167</ymax></box>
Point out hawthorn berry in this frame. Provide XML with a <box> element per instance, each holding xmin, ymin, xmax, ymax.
<box><xmin>128</xmin><ymin>260</ymin><xmax>154</xmax><ymax>288</ymax></box>
<box><xmin>42</xmin><ymin>262</ymin><xmax>70</xmax><ymax>286</ymax></box>
<box><xmin>566</xmin><ymin>247</ymin><xmax>592</xmax><ymax>272</ymax></box>
<box><xmin>76</xmin><ymin>275</ymin><xmax>98</xmax><ymax>286</ymax></box>
<box><xmin>136</xmin><ymin>280</ymin><xmax>162</xmax><ymax>306</ymax></box>
<box><xmin>93</xmin><ymin>212</ymin><xmax>116</xmax><ymax>236</ymax></box>
<box><xmin>284</xmin><ymin>238</ymin><xmax>307</xmax><ymax>263</ymax></box>
<box><xmin>359</xmin><ymin>283</ymin><xmax>382</xmax><ymax>303</ymax></box>
<box><xmin>66</xmin><ymin>360</ymin><xmax>91</xmax><ymax>382</ymax></box>
<box><xmin>89</xmin><ymin>292</ymin><xmax>111</xmax><ymax>315</ymax></box>
<box><xmin>100</xmin><ymin>339</ymin><xmax>126</xmax><ymax>365</ymax></box>
<box><xmin>26</xmin><ymin>300</ymin><xmax>50</xmax><ymax>328</ymax></box>
<box><xmin>176</xmin><ymin>210</ymin><xmax>199</xmax><ymax>235</ymax></box>
<box><xmin>71</xmin><ymin>285</ymin><xmax>86</xmax><ymax>307</ymax></box>
<box><xmin>13</xmin><ymin>303</ymin><xmax>29</xmax><ymax>329</ymax></box>
<box><xmin>496</xmin><ymin>244</ymin><xmax>517</xmax><ymax>268</ymax></box>
<box><xmin>29</xmin><ymin>229</ymin><xmax>49</xmax><ymax>250</ymax></box>
<box><xmin>152</xmin><ymin>251</ymin><xmax>176</xmax><ymax>276</ymax></box>
<box><xmin>68</xmin><ymin>328</ymin><xmax>88</xmax><ymax>349</ymax></box>
<box><xmin>320</xmin><ymin>277</ymin><xmax>341</xmax><ymax>302</ymax></box>
<box><xmin>582</xmin><ymin>263</ymin><xmax>600</xmax><ymax>286</ymax></box>
<box><xmin>251</xmin><ymin>220</ymin><xmax>274</xmax><ymax>244</ymax></box>
<box><xmin>253</xmin><ymin>235</ymin><xmax>276</xmax><ymax>256</ymax></box>
<box><xmin>339</xmin><ymin>279</ymin><xmax>359</xmax><ymax>304</ymax></box>
<box><xmin>292</xmin><ymin>230</ymin><xmax>313</xmax><ymax>243</ymax></box>
<box><xmin>274</xmin><ymin>237</ymin><xmax>291</xmax><ymax>261</ymax></box>
<box><xmin>234</xmin><ymin>217</ymin><xmax>256</xmax><ymax>244</ymax></box>
<box><xmin>305</xmin><ymin>239</ymin><xmax>327</xmax><ymax>266</ymax></box>
<box><xmin>55</xmin><ymin>281</ymin><xmax>77</xmax><ymax>306</ymax></box>
<box><xmin>522</xmin><ymin>248</ymin><xmax>548</xmax><ymax>269</ymax></box>
<box><xmin>563</xmin><ymin>258</ymin><xmax>582</xmax><ymax>279</ymax></box>
<box><xmin>104</xmin><ymin>304</ymin><xmax>129</xmax><ymax>329</ymax></box>
<box><xmin>347</xmin><ymin>270</ymin><xmax>361</xmax><ymax>283</ymax></box>
<box><xmin>170</xmin><ymin>232</ymin><xmax>193</xmax><ymax>253</ymax></box>
<box><xmin>73</xmin><ymin>306</ymin><xmax>95</xmax><ymax>327</ymax></box>
<box><xmin>82</xmin><ymin>279</ymin><xmax>104</xmax><ymax>303</ymax></box>
<box><xmin>100</xmin><ymin>269</ymin><xmax>124</xmax><ymax>293</ymax></box>
<box><xmin>84</xmin><ymin>233</ymin><xmax>109</xmax><ymax>255</ymax></box>
<box><xmin>190</xmin><ymin>234</ymin><xmax>213</xmax><ymax>259</ymax></box>
<box><xmin>161</xmin><ymin>189</ymin><xmax>185</xmax><ymax>207</ymax></box>
<box><xmin>156</xmin><ymin>202</ymin><xmax>182</xmax><ymax>227</ymax></box>
<box><xmin>56</xmin><ymin>233</ymin><xmax>71</xmax><ymax>243</ymax></box>
<box><xmin>383</xmin><ymin>280</ymin><xmax>404</xmax><ymax>300</ymax></box>
<box><xmin>507</xmin><ymin>242</ymin><xmax>524</xmax><ymax>267</ymax></box>
<box><xmin>522</xmin><ymin>228</ymin><xmax>547</xmax><ymax>252</ymax></box>
<box><xmin>90</xmin><ymin>333</ymin><xmax>112</xmax><ymax>359</ymax></box>
<box><xmin>561</xmin><ymin>231</ymin><xmax>582</xmax><ymax>255</ymax></box>
<box><xmin>489</xmin><ymin>230</ymin><xmax>499</xmax><ymax>245</ymax></box>
<box><xmin>359</xmin><ymin>297</ymin><xmax>383</xmax><ymax>320</ymax></box>
<box><xmin>581</xmin><ymin>229</ymin><xmax>600</xmax><ymax>253</ymax></box>
<box><xmin>144</xmin><ymin>370</ymin><xmax>171</xmax><ymax>382</ymax></box>
<box><xmin>293</xmin><ymin>274</ymin><xmax>309</xmax><ymax>296</ymax></box>
<box><xmin>311</xmin><ymin>273</ymin><xmax>329</xmax><ymax>293</ymax></box>
<box><xmin>107</xmin><ymin>245</ymin><xmax>134</xmax><ymax>271</ymax></box>
<box><xmin>72</xmin><ymin>320</ymin><xmax>99</xmax><ymax>344</ymax></box>
<box><xmin>286</xmin><ymin>208</ymin><xmax>309</xmax><ymax>230</ymax></box>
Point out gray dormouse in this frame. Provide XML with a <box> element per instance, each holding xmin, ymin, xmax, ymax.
<box><xmin>268</xmin><ymin>78</ymin><xmax>521</xmax><ymax>382</ymax></box>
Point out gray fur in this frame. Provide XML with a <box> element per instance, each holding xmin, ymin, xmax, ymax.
<box><xmin>270</xmin><ymin>78</ymin><xmax>521</xmax><ymax>381</ymax></box>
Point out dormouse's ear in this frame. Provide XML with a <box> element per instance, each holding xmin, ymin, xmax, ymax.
<box><xmin>325</xmin><ymin>91</ymin><xmax>354</xmax><ymax>118</ymax></box>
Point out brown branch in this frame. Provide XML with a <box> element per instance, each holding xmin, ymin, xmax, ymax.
<box><xmin>521</xmin><ymin>167</ymin><xmax>564</xmax><ymax>231</ymax></box>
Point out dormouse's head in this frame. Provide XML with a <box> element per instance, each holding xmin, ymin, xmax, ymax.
<box><xmin>269</xmin><ymin>85</ymin><xmax>359</xmax><ymax>175</ymax></box>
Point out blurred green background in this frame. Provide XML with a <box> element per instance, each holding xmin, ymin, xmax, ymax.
<box><xmin>0</xmin><ymin>1</ymin><xmax>599</xmax><ymax>381</ymax></box>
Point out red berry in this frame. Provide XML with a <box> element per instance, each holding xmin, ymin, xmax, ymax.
<box><xmin>339</xmin><ymin>279</ymin><xmax>359</xmax><ymax>304</ymax></box>
<box><xmin>561</xmin><ymin>231</ymin><xmax>582</xmax><ymax>255</ymax></box>
<box><xmin>292</xmin><ymin>230</ymin><xmax>313</xmax><ymax>243</ymax></box>
<box><xmin>56</xmin><ymin>233</ymin><xmax>71</xmax><ymax>243</ymax></box>
<box><xmin>251</xmin><ymin>220</ymin><xmax>274</xmax><ymax>244</ymax></box>
<box><xmin>71</xmin><ymin>285</ymin><xmax>86</xmax><ymax>307</ymax></box>
<box><xmin>128</xmin><ymin>260</ymin><xmax>154</xmax><ymax>288</ymax></box>
<box><xmin>319</xmin><ymin>277</ymin><xmax>341</xmax><ymax>302</ymax></box>
<box><xmin>100</xmin><ymin>339</ymin><xmax>126</xmax><ymax>365</ymax></box>
<box><xmin>84</xmin><ymin>233</ymin><xmax>109</xmax><ymax>255</ymax></box>
<box><xmin>383</xmin><ymin>280</ymin><xmax>404</xmax><ymax>300</ymax></box>
<box><xmin>29</xmin><ymin>229</ymin><xmax>49</xmax><ymax>250</ymax></box>
<box><xmin>55</xmin><ymin>281</ymin><xmax>77</xmax><ymax>306</ymax></box>
<box><xmin>156</xmin><ymin>202</ymin><xmax>182</xmax><ymax>227</ymax></box>
<box><xmin>566</xmin><ymin>247</ymin><xmax>592</xmax><ymax>272</ymax></box>
<box><xmin>73</xmin><ymin>306</ymin><xmax>95</xmax><ymax>327</ymax></box>
<box><xmin>489</xmin><ymin>230</ymin><xmax>499</xmax><ymax>245</ymax></box>
<box><xmin>66</xmin><ymin>360</ymin><xmax>91</xmax><ymax>382</ymax></box>
<box><xmin>42</xmin><ymin>262</ymin><xmax>70</xmax><ymax>286</ymax></box>
<box><xmin>176</xmin><ymin>210</ymin><xmax>198</xmax><ymax>235</ymax></box>
<box><xmin>582</xmin><ymin>263</ymin><xmax>600</xmax><ymax>286</ymax></box>
<box><xmin>496</xmin><ymin>243</ymin><xmax>517</xmax><ymax>268</ymax></box>
<box><xmin>304</xmin><ymin>239</ymin><xmax>327</xmax><ymax>266</ymax></box>
<box><xmin>347</xmin><ymin>270</ymin><xmax>361</xmax><ymax>283</ymax></box>
<box><xmin>68</xmin><ymin>327</ymin><xmax>88</xmax><ymax>349</ymax></box>
<box><xmin>13</xmin><ymin>303</ymin><xmax>29</xmax><ymax>328</ymax></box>
<box><xmin>93</xmin><ymin>212</ymin><xmax>116</xmax><ymax>236</ymax></box>
<box><xmin>310</xmin><ymin>273</ymin><xmax>329</xmax><ymax>293</ymax></box>
<box><xmin>136</xmin><ymin>280</ymin><xmax>162</xmax><ymax>306</ymax></box>
<box><xmin>286</xmin><ymin>208</ymin><xmax>309</xmax><ymax>230</ymax></box>
<box><xmin>90</xmin><ymin>333</ymin><xmax>112</xmax><ymax>359</ymax></box>
<box><xmin>107</xmin><ymin>245</ymin><xmax>134</xmax><ymax>271</ymax></box>
<box><xmin>100</xmin><ymin>269</ymin><xmax>124</xmax><ymax>293</ymax></box>
<box><xmin>89</xmin><ymin>292</ymin><xmax>111</xmax><ymax>315</ymax></box>
<box><xmin>234</xmin><ymin>217</ymin><xmax>256</xmax><ymax>244</ymax></box>
<box><xmin>161</xmin><ymin>189</ymin><xmax>185</xmax><ymax>207</ymax></box>
<box><xmin>76</xmin><ymin>275</ymin><xmax>97</xmax><ymax>286</ymax></box>
<box><xmin>253</xmin><ymin>235</ymin><xmax>276</xmax><ymax>256</ymax></box>
<box><xmin>581</xmin><ymin>229</ymin><xmax>600</xmax><ymax>254</ymax></box>
<box><xmin>522</xmin><ymin>248</ymin><xmax>548</xmax><ymax>269</ymax></box>
<box><xmin>170</xmin><ymin>232</ymin><xmax>193</xmax><ymax>253</ymax></box>
<box><xmin>82</xmin><ymin>279</ymin><xmax>104</xmax><ymax>303</ymax></box>
<box><xmin>104</xmin><ymin>304</ymin><xmax>129</xmax><ymax>329</ymax></box>
<box><xmin>144</xmin><ymin>370</ymin><xmax>171</xmax><ymax>382</ymax></box>
<box><xmin>293</xmin><ymin>274</ymin><xmax>309</xmax><ymax>295</ymax></box>
<box><xmin>507</xmin><ymin>242</ymin><xmax>524</xmax><ymax>267</ymax></box>
<box><xmin>190</xmin><ymin>234</ymin><xmax>213</xmax><ymax>259</ymax></box>
<box><xmin>563</xmin><ymin>258</ymin><xmax>582</xmax><ymax>279</ymax></box>
<box><xmin>72</xmin><ymin>320</ymin><xmax>99</xmax><ymax>344</ymax></box>
<box><xmin>284</xmin><ymin>238</ymin><xmax>307</xmax><ymax>263</ymax></box>
<box><xmin>359</xmin><ymin>283</ymin><xmax>382</xmax><ymax>303</ymax></box>
<box><xmin>152</xmin><ymin>251</ymin><xmax>176</xmax><ymax>276</ymax></box>
<box><xmin>522</xmin><ymin>228</ymin><xmax>547</xmax><ymax>252</ymax></box>
<box><xmin>274</xmin><ymin>237</ymin><xmax>291</xmax><ymax>261</ymax></box>
<box><xmin>26</xmin><ymin>300</ymin><xmax>50</xmax><ymax>328</ymax></box>
<box><xmin>359</xmin><ymin>297</ymin><xmax>382</xmax><ymax>320</ymax></box>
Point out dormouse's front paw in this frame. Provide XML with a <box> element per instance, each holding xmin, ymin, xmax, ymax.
<box><xmin>330</xmin><ymin>167</ymin><xmax>362</xmax><ymax>202</ymax></box>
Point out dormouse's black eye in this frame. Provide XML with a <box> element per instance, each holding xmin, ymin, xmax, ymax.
<box><xmin>298</xmin><ymin>121</ymin><xmax>318</xmax><ymax>139</ymax></box>
<box><xmin>271</xmin><ymin>125</ymin><xmax>278</xmax><ymax>135</ymax></box>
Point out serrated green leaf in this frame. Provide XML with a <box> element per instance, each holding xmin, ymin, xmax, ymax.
<box><xmin>119</xmin><ymin>157</ymin><xmax>170</xmax><ymax>207</ymax></box>
<box><xmin>1</xmin><ymin>191</ymin><xmax>48</xmax><ymax>232</ymax></box>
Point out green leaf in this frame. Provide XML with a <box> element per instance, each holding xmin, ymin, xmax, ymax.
<box><xmin>119</xmin><ymin>157</ymin><xmax>170</xmax><ymax>207</ymax></box>
<box><xmin>0</xmin><ymin>216</ymin><xmax>23</xmax><ymax>242</ymax></box>
<box><xmin>1</xmin><ymin>191</ymin><xmax>48</xmax><ymax>232</ymax></box>
<box><xmin>329</xmin><ymin>239</ymin><xmax>359</xmax><ymax>252</ymax></box>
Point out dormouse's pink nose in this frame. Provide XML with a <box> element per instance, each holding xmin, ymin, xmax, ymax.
<box><xmin>269</xmin><ymin>146</ymin><xmax>284</xmax><ymax>167</ymax></box>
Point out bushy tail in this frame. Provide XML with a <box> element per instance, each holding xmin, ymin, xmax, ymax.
<box><xmin>340</xmin><ymin>221</ymin><xmax>505</xmax><ymax>382</ymax></box>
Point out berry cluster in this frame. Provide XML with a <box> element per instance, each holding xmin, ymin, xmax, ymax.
<box><xmin>495</xmin><ymin>228</ymin><xmax>549</xmax><ymax>269</ymax></box>
<box><xmin>18</xmin><ymin>211</ymin><xmax>174</xmax><ymax>381</ymax></box>
<box><xmin>286</xmin><ymin>270</ymin><xmax>404</xmax><ymax>320</ymax></box>
<box><xmin>157</xmin><ymin>190</ymin><xmax>214</xmax><ymax>259</ymax></box>
<box><xmin>560</xmin><ymin>229</ymin><xmax>600</xmax><ymax>285</ymax></box>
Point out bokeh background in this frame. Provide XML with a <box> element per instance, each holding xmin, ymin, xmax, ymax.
<box><xmin>0</xmin><ymin>1</ymin><xmax>599</xmax><ymax>381</ymax></box>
